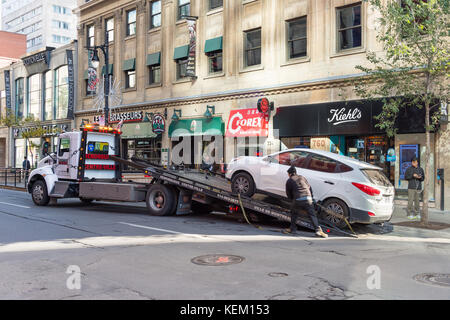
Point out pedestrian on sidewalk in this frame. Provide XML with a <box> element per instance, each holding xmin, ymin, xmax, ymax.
<box><xmin>284</xmin><ymin>166</ymin><xmax>328</xmax><ymax>238</ymax></box>
<box><xmin>404</xmin><ymin>157</ymin><xmax>425</xmax><ymax>220</ymax></box>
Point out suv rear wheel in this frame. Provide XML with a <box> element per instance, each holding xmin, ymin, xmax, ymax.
<box><xmin>320</xmin><ymin>198</ymin><xmax>349</xmax><ymax>229</ymax></box>
<box><xmin>231</xmin><ymin>172</ymin><xmax>255</xmax><ymax>197</ymax></box>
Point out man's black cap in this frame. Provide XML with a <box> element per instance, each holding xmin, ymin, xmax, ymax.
<box><xmin>411</xmin><ymin>157</ymin><xmax>418</xmax><ymax>162</ymax></box>
<box><xmin>287</xmin><ymin>166</ymin><xmax>297</xmax><ymax>175</ymax></box>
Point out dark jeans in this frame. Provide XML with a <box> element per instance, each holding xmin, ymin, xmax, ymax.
<box><xmin>290</xmin><ymin>200</ymin><xmax>320</xmax><ymax>232</ymax></box>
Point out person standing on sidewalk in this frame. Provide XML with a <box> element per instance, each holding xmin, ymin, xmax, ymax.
<box><xmin>284</xmin><ymin>166</ymin><xmax>328</xmax><ymax>238</ymax></box>
<box><xmin>404</xmin><ymin>157</ymin><xmax>425</xmax><ymax>220</ymax></box>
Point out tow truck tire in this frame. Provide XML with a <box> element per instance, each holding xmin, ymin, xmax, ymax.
<box><xmin>146</xmin><ymin>184</ymin><xmax>177</xmax><ymax>216</ymax></box>
<box><xmin>320</xmin><ymin>198</ymin><xmax>349</xmax><ymax>229</ymax></box>
<box><xmin>231</xmin><ymin>172</ymin><xmax>255</xmax><ymax>197</ymax></box>
<box><xmin>31</xmin><ymin>180</ymin><xmax>50</xmax><ymax>206</ymax></box>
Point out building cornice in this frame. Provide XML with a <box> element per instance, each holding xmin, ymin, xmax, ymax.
<box><xmin>75</xmin><ymin>72</ymin><xmax>367</xmax><ymax>117</ymax></box>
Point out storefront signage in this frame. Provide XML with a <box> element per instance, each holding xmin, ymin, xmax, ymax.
<box><xmin>13</xmin><ymin>123</ymin><xmax>71</xmax><ymax>138</ymax></box>
<box><xmin>66</xmin><ymin>50</ymin><xmax>75</xmax><ymax>120</ymax></box>
<box><xmin>94</xmin><ymin>111</ymin><xmax>144</xmax><ymax>124</ymax></box>
<box><xmin>4</xmin><ymin>70</ymin><xmax>11</xmax><ymax>111</ymax></box>
<box><xmin>311</xmin><ymin>137</ymin><xmax>330</xmax><ymax>151</ymax></box>
<box><xmin>327</xmin><ymin>107</ymin><xmax>362</xmax><ymax>126</ymax></box>
<box><xmin>386</xmin><ymin>148</ymin><xmax>396</xmax><ymax>162</ymax></box>
<box><xmin>22</xmin><ymin>50</ymin><xmax>51</xmax><ymax>66</ymax></box>
<box><xmin>152</xmin><ymin>114</ymin><xmax>165</xmax><ymax>134</ymax></box>
<box><xmin>226</xmin><ymin>108</ymin><xmax>269</xmax><ymax>137</ymax></box>
<box><xmin>186</xmin><ymin>19</ymin><xmax>197</xmax><ymax>77</ymax></box>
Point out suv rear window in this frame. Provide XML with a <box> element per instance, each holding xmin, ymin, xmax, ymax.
<box><xmin>361</xmin><ymin>169</ymin><xmax>391</xmax><ymax>187</ymax></box>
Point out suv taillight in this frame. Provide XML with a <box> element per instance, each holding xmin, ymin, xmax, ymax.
<box><xmin>352</xmin><ymin>182</ymin><xmax>380</xmax><ymax>196</ymax></box>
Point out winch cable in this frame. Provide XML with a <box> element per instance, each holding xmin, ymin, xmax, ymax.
<box><xmin>315</xmin><ymin>202</ymin><xmax>356</xmax><ymax>235</ymax></box>
<box><xmin>237</xmin><ymin>194</ymin><xmax>263</xmax><ymax>230</ymax></box>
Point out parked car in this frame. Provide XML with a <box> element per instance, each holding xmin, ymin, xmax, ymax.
<box><xmin>225</xmin><ymin>148</ymin><xmax>395</xmax><ymax>227</ymax></box>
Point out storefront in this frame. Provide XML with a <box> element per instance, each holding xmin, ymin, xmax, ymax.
<box><xmin>93</xmin><ymin>110</ymin><xmax>165</xmax><ymax>170</ymax></box>
<box><xmin>169</xmin><ymin>116</ymin><xmax>225</xmax><ymax>168</ymax></box>
<box><xmin>274</xmin><ymin>99</ymin><xmax>433</xmax><ymax>195</ymax></box>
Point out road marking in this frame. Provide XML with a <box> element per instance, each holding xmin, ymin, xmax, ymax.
<box><xmin>0</xmin><ymin>201</ymin><xmax>31</xmax><ymax>209</ymax></box>
<box><xmin>118</xmin><ymin>222</ymin><xmax>184</xmax><ymax>235</ymax></box>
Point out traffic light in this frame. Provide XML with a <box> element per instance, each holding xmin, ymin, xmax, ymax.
<box><xmin>42</xmin><ymin>141</ymin><xmax>50</xmax><ymax>156</ymax></box>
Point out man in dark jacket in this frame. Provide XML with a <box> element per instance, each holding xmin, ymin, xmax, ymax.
<box><xmin>404</xmin><ymin>157</ymin><xmax>425</xmax><ymax>220</ymax></box>
<box><xmin>22</xmin><ymin>157</ymin><xmax>31</xmax><ymax>171</ymax></box>
<box><xmin>284</xmin><ymin>166</ymin><xmax>328</xmax><ymax>238</ymax></box>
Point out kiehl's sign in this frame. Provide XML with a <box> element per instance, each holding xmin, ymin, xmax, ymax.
<box><xmin>94</xmin><ymin>111</ymin><xmax>144</xmax><ymax>124</ymax></box>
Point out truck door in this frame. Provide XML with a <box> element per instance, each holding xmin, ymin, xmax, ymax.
<box><xmin>55</xmin><ymin>134</ymin><xmax>71</xmax><ymax>180</ymax></box>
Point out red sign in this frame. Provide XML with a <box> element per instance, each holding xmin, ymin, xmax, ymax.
<box><xmin>85</xmin><ymin>164</ymin><xmax>116</xmax><ymax>170</ymax></box>
<box><xmin>226</xmin><ymin>108</ymin><xmax>269</xmax><ymax>137</ymax></box>
<box><xmin>86</xmin><ymin>154</ymin><xmax>110</xmax><ymax>160</ymax></box>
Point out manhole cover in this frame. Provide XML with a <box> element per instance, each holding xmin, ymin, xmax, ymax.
<box><xmin>414</xmin><ymin>273</ymin><xmax>450</xmax><ymax>287</ymax></box>
<box><xmin>191</xmin><ymin>254</ymin><xmax>244</xmax><ymax>266</ymax></box>
<box><xmin>268</xmin><ymin>272</ymin><xmax>289</xmax><ymax>277</ymax></box>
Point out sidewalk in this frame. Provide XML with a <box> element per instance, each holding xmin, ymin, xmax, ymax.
<box><xmin>391</xmin><ymin>205</ymin><xmax>450</xmax><ymax>226</ymax></box>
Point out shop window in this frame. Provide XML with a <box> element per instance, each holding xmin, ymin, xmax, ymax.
<box><xmin>307</xmin><ymin>154</ymin><xmax>338</xmax><ymax>173</ymax></box>
<box><xmin>235</xmin><ymin>137</ymin><xmax>266</xmax><ymax>157</ymax></box>
<box><xmin>44</xmin><ymin>71</ymin><xmax>53</xmax><ymax>121</ymax></box>
<box><xmin>127</xmin><ymin>9</ymin><xmax>137</xmax><ymax>36</ymax></box>
<box><xmin>150</xmin><ymin>0</ymin><xmax>161</xmax><ymax>29</ymax></box>
<box><xmin>244</xmin><ymin>28</ymin><xmax>261</xmax><ymax>67</ymax></box>
<box><xmin>55</xmin><ymin>66</ymin><xmax>68</xmax><ymax>119</ymax></box>
<box><xmin>280</xmin><ymin>137</ymin><xmax>311</xmax><ymax>149</ymax></box>
<box><xmin>337</xmin><ymin>3</ymin><xmax>362</xmax><ymax>51</ymax></box>
<box><xmin>178</xmin><ymin>0</ymin><xmax>190</xmax><ymax>20</ymax></box>
<box><xmin>27</xmin><ymin>74</ymin><xmax>41</xmax><ymax>120</ymax></box>
<box><xmin>287</xmin><ymin>17</ymin><xmax>307</xmax><ymax>59</ymax></box>
<box><xmin>15</xmin><ymin>78</ymin><xmax>24</xmax><ymax>118</ymax></box>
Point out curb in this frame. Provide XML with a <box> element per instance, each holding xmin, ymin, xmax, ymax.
<box><xmin>0</xmin><ymin>185</ymin><xmax>26</xmax><ymax>192</ymax></box>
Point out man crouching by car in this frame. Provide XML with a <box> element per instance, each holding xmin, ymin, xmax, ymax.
<box><xmin>284</xmin><ymin>166</ymin><xmax>328</xmax><ymax>238</ymax></box>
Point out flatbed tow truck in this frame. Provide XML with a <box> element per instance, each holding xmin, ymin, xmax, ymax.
<box><xmin>27</xmin><ymin>124</ymin><xmax>356</xmax><ymax>238</ymax></box>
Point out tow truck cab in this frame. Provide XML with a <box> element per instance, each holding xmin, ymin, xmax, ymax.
<box><xmin>27</xmin><ymin>125</ymin><xmax>122</xmax><ymax>204</ymax></box>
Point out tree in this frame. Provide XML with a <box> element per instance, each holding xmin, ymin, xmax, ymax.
<box><xmin>352</xmin><ymin>0</ymin><xmax>449</xmax><ymax>224</ymax></box>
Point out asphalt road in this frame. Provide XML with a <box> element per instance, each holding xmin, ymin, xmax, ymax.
<box><xmin>0</xmin><ymin>188</ymin><xmax>449</xmax><ymax>300</ymax></box>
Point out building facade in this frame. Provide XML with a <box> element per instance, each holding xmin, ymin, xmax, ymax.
<box><xmin>0</xmin><ymin>42</ymin><xmax>78</xmax><ymax>168</ymax></box>
<box><xmin>74</xmin><ymin>0</ymin><xmax>449</xmax><ymax>208</ymax></box>
<box><xmin>1</xmin><ymin>0</ymin><xmax>78</xmax><ymax>52</ymax></box>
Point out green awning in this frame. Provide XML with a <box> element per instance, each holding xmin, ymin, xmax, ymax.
<box><xmin>146</xmin><ymin>52</ymin><xmax>161</xmax><ymax>66</ymax></box>
<box><xmin>122</xmin><ymin>58</ymin><xmax>136</xmax><ymax>71</ymax></box>
<box><xmin>169</xmin><ymin>117</ymin><xmax>224</xmax><ymax>138</ymax></box>
<box><xmin>173</xmin><ymin>45</ymin><xmax>189</xmax><ymax>60</ymax></box>
<box><xmin>204</xmin><ymin>36</ymin><xmax>223</xmax><ymax>54</ymax></box>
<box><xmin>121</xmin><ymin>123</ymin><xmax>157</xmax><ymax>139</ymax></box>
<box><xmin>101</xmin><ymin>64</ymin><xmax>114</xmax><ymax>75</ymax></box>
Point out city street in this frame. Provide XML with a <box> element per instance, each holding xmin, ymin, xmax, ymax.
<box><xmin>0</xmin><ymin>188</ymin><xmax>449</xmax><ymax>300</ymax></box>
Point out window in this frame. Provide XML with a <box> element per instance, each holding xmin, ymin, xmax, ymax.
<box><xmin>125</xmin><ymin>70</ymin><xmax>136</xmax><ymax>88</ymax></box>
<box><xmin>244</xmin><ymin>28</ymin><xmax>261</xmax><ymax>67</ymax></box>
<box><xmin>127</xmin><ymin>9</ymin><xmax>137</xmax><ymax>36</ymax></box>
<box><xmin>27</xmin><ymin>35</ymin><xmax>43</xmax><ymax>49</ymax></box>
<box><xmin>27</xmin><ymin>74</ymin><xmax>41</xmax><ymax>120</ymax></box>
<box><xmin>150</xmin><ymin>1</ymin><xmax>161</xmax><ymax>29</ymax></box>
<box><xmin>272</xmin><ymin>151</ymin><xmax>309</xmax><ymax>167</ymax></box>
<box><xmin>149</xmin><ymin>65</ymin><xmax>161</xmax><ymax>85</ymax></box>
<box><xmin>55</xmin><ymin>66</ymin><xmax>68</xmax><ymax>119</ymax></box>
<box><xmin>307</xmin><ymin>154</ymin><xmax>338</xmax><ymax>173</ymax></box>
<box><xmin>209</xmin><ymin>0</ymin><xmax>222</xmax><ymax>10</ymax></box>
<box><xmin>106</xmin><ymin>17</ymin><xmax>114</xmax><ymax>42</ymax></box>
<box><xmin>52</xmin><ymin>35</ymin><xmax>71</xmax><ymax>44</ymax></box>
<box><xmin>52</xmin><ymin>20</ymin><xmax>69</xmax><ymax>29</ymax></box>
<box><xmin>337</xmin><ymin>4</ymin><xmax>362</xmax><ymax>51</ymax></box>
<box><xmin>287</xmin><ymin>17</ymin><xmax>307</xmax><ymax>59</ymax></box>
<box><xmin>178</xmin><ymin>0</ymin><xmax>190</xmax><ymax>20</ymax></box>
<box><xmin>87</xmin><ymin>25</ymin><xmax>95</xmax><ymax>47</ymax></box>
<box><xmin>208</xmin><ymin>52</ymin><xmax>222</xmax><ymax>74</ymax></box>
<box><xmin>44</xmin><ymin>71</ymin><xmax>53</xmax><ymax>120</ymax></box>
<box><xmin>176</xmin><ymin>59</ymin><xmax>188</xmax><ymax>80</ymax></box>
<box><xmin>15</xmin><ymin>78</ymin><xmax>24</xmax><ymax>118</ymax></box>
<box><xmin>58</xmin><ymin>138</ymin><xmax>70</xmax><ymax>156</ymax></box>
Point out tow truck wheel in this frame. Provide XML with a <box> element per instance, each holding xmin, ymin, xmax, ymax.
<box><xmin>146</xmin><ymin>184</ymin><xmax>177</xmax><ymax>216</ymax></box>
<box><xmin>320</xmin><ymin>198</ymin><xmax>349</xmax><ymax>229</ymax></box>
<box><xmin>231</xmin><ymin>172</ymin><xmax>255</xmax><ymax>197</ymax></box>
<box><xmin>31</xmin><ymin>180</ymin><xmax>50</xmax><ymax>206</ymax></box>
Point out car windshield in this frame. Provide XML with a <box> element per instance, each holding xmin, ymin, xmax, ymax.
<box><xmin>361</xmin><ymin>169</ymin><xmax>391</xmax><ymax>187</ymax></box>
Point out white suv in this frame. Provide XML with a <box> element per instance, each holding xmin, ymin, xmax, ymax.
<box><xmin>225</xmin><ymin>148</ymin><xmax>395</xmax><ymax>226</ymax></box>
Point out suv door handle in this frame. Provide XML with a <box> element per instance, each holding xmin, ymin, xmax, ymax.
<box><xmin>324</xmin><ymin>181</ymin><xmax>335</xmax><ymax>185</ymax></box>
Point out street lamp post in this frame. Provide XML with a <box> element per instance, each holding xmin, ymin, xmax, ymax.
<box><xmin>86</xmin><ymin>30</ymin><xmax>110</xmax><ymax>125</ymax></box>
